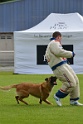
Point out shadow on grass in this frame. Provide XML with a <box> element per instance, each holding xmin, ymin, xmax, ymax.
<box><xmin>0</xmin><ymin>102</ymin><xmax>76</xmax><ymax>108</ymax></box>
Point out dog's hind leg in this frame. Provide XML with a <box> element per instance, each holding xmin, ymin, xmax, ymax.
<box><xmin>15</xmin><ymin>95</ymin><xmax>29</xmax><ymax>105</ymax></box>
<box><xmin>15</xmin><ymin>96</ymin><xmax>20</xmax><ymax>104</ymax></box>
<box><xmin>39</xmin><ymin>99</ymin><xmax>42</xmax><ymax>104</ymax></box>
<box><xmin>16</xmin><ymin>90</ymin><xmax>29</xmax><ymax>105</ymax></box>
<box><xmin>18</xmin><ymin>96</ymin><xmax>28</xmax><ymax>105</ymax></box>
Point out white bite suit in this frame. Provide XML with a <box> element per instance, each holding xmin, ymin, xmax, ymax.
<box><xmin>45</xmin><ymin>39</ymin><xmax>80</xmax><ymax>100</ymax></box>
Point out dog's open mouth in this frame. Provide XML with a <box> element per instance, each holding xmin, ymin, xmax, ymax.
<box><xmin>53</xmin><ymin>81</ymin><xmax>57</xmax><ymax>85</ymax></box>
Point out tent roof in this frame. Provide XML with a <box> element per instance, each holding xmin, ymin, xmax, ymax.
<box><xmin>20</xmin><ymin>12</ymin><xmax>83</xmax><ymax>33</ymax></box>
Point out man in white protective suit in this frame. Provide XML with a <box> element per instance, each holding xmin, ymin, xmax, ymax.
<box><xmin>45</xmin><ymin>31</ymin><xmax>83</xmax><ymax>106</ymax></box>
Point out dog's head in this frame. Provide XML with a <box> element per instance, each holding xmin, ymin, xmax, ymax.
<box><xmin>45</xmin><ymin>76</ymin><xmax>57</xmax><ymax>86</ymax></box>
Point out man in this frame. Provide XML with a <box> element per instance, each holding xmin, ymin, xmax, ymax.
<box><xmin>45</xmin><ymin>31</ymin><xmax>83</xmax><ymax>106</ymax></box>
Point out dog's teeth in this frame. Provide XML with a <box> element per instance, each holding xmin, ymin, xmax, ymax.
<box><xmin>54</xmin><ymin>82</ymin><xmax>57</xmax><ymax>85</ymax></box>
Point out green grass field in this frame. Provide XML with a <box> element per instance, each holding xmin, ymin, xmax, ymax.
<box><xmin>0</xmin><ymin>72</ymin><xmax>83</xmax><ymax>124</ymax></box>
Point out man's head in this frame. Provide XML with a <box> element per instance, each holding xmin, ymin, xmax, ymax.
<box><xmin>52</xmin><ymin>31</ymin><xmax>62</xmax><ymax>43</ymax></box>
<box><xmin>52</xmin><ymin>31</ymin><xmax>61</xmax><ymax>38</ymax></box>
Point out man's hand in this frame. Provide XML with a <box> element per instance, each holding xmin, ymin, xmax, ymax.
<box><xmin>72</xmin><ymin>52</ymin><xmax>75</xmax><ymax>57</ymax></box>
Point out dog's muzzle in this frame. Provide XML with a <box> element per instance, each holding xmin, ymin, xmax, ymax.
<box><xmin>50</xmin><ymin>76</ymin><xmax>57</xmax><ymax>85</ymax></box>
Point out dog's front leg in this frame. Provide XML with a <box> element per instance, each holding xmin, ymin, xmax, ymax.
<box><xmin>44</xmin><ymin>99</ymin><xmax>53</xmax><ymax>105</ymax></box>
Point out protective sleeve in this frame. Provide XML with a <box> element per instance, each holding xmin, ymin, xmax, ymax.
<box><xmin>50</xmin><ymin>42</ymin><xmax>74</xmax><ymax>58</ymax></box>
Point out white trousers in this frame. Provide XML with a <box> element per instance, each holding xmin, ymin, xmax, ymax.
<box><xmin>53</xmin><ymin>64</ymin><xmax>80</xmax><ymax>99</ymax></box>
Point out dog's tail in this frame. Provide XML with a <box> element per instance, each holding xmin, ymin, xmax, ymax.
<box><xmin>0</xmin><ymin>84</ymin><xmax>17</xmax><ymax>91</ymax></box>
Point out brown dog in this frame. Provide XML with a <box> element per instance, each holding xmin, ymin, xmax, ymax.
<box><xmin>0</xmin><ymin>76</ymin><xmax>57</xmax><ymax>105</ymax></box>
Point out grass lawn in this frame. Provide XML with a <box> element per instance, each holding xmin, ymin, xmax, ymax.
<box><xmin>0</xmin><ymin>72</ymin><xmax>83</xmax><ymax>124</ymax></box>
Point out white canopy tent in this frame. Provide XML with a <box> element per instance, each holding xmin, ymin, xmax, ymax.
<box><xmin>14</xmin><ymin>13</ymin><xmax>83</xmax><ymax>74</ymax></box>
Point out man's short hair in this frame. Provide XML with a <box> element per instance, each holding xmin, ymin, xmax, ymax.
<box><xmin>52</xmin><ymin>31</ymin><xmax>62</xmax><ymax>38</ymax></box>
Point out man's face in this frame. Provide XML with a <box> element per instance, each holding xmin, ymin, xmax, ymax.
<box><xmin>58</xmin><ymin>36</ymin><xmax>62</xmax><ymax>41</ymax></box>
<box><xmin>57</xmin><ymin>36</ymin><xmax>62</xmax><ymax>43</ymax></box>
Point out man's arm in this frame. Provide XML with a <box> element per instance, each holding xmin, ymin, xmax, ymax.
<box><xmin>50</xmin><ymin>42</ymin><xmax>75</xmax><ymax>58</ymax></box>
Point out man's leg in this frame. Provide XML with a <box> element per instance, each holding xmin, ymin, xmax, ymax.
<box><xmin>53</xmin><ymin>66</ymin><xmax>83</xmax><ymax>106</ymax></box>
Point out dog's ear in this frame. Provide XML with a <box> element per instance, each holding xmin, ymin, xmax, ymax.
<box><xmin>45</xmin><ymin>78</ymin><xmax>48</xmax><ymax>81</ymax></box>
